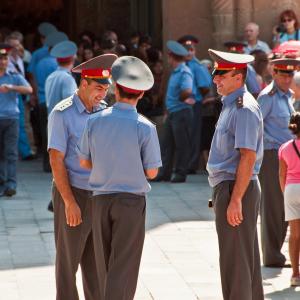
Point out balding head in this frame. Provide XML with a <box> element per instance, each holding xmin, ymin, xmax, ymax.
<box><xmin>244</xmin><ymin>22</ymin><xmax>259</xmax><ymax>42</ymax></box>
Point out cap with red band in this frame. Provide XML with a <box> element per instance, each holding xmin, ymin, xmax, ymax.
<box><xmin>271</xmin><ymin>58</ymin><xmax>300</xmax><ymax>72</ymax></box>
<box><xmin>208</xmin><ymin>48</ymin><xmax>254</xmax><ymax>76</ymax></box>
<box><xmin>112</xmin><ymin>56</ymin><xmax>154</xmax><ymax>94</ymax></box>
<box><xmin>224</xmin><ymin>41</ymin><xmax>247</xmax><ymax>54</ymax></box>
<box><xmin>72</xmin><ymin>54</ymin><xmax>118</xmax><ymax>84</ymax></box>
<box><xmin>0</xmin><ymin>43</ymin><xmax>12</xmax><ymax>55</ymax></box>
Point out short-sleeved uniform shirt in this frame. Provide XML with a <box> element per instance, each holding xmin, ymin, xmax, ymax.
<box><xmin>45</xmin><ymin>66</ymin><xmax>77</xmax><ymax>114</ymax></box>
<box><xmin>244</xmin><ymin>40</ymin><xmax>271</xmax><ymax>54</ymax></box>
<box><xmin>47</xmin><ymin>93</ymin><xmax>105</xmax><ymax>190</ymax></box>
<box><xmin>186</xmin><ymin>57</ymin><xmax>212</xmax><ymax>102</ymax></box>
<box><xmin>278</xmin><ymin>139</ymin><xmax>300</xmax><ymax>186</ymax></box>
<box><xmin>165</xmin><ymin>63</ymin><xmax>194</xmax><ymax>113</ymax></box>
<box><xmin>207</xmin><ymin>86</ymin><xmax>263</xmax><ymax>187</ymax></box>
<box><xmin>35</xmin><ymin>55</ymin><xmax>58</xmax><ymax>104</ymax></box>
<box><xmin>27</xmin><ymin>46</ymin><xmax>49</xmax><ymax>75</ymax></box>
<box><xmin>257</xmin><ymin>81</ymin><xmax>294</xmax><ymax>150</ymax></box>
<box><xmin>77</xmin><ymin>102</ymin><xmax>162</xmax><ymax>195</ymax></box>
<box><xmin>246</xmin><ymin>65</ymin><xmax>261</xmax><ymax>95</ymax></box>
<box><xmin>0</xmin><ymin>71</ymin><xmax>30</xmax><ymax>119</ymax></box>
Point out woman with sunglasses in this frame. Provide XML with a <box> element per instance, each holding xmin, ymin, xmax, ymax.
<box><xmin>273</xmin><ymin>9</ymin><xmax>300</xmax><ymax>47</ymax></box>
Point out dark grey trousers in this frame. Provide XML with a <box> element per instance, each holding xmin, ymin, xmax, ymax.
<box><xmin>259</xmin><ymin>149</ymin><xmax>287</xmax><ymax>266</ymax></box>
<box><xmin>53</xmin><ymin>184</ymin><xmax>101</xmax><ymax>300</ymax></box>
<box><xmin>92</xmin><ymin>193</ymin><xmax>146</xmax><ymax>300</ymax></box>
<box><xmin>212</xmin><ymin>180</ymin><xmax>264</xmax><ymax>300</ymax></box>
<box><xmin>159</xmin><ymin>107</ymin><xmax>193</xmax><ymax>177</ymax></box>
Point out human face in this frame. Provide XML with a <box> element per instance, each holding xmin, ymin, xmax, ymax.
<box><xmin>213</xmin><ymin>70</ymin><xmax>242</xmax><ymax>96</ymax></box>
<box><xmin>82</xmin><ymin>79</ymin><xmax>110</xmax><ymax>108</ymax></box>
<box><xmin>282</xmin><ymin>16</ymin><xmax>296</xmax><ymax>31</ymax></box>
<box><xmin>83</xmin><ymin>49</ymin><xmax>94</xmax><ymax>61</ymax></box>
<box><xmin>0</xmin><ymin>55</ymin><xmax>8</xmax><ymax>72</ymax></box>
<box><xmin>273</xmin><ymin>71</ymin><xmax>294</xmax><ymax>93</ymax></box>
<box><xmin>187</xmin><ymin>47</ymin><xmax>195</xmax><ymax>60</ymax></box>
<box><xmin>244</xmin><ymin>24</ymin><xmax>259</xmax><ymax>42</ymax></box>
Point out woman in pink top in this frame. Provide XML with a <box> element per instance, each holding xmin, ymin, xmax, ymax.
<box><xmin>279</xmin><ymin>112</ymin><xmax>300</xmax><ymax>287</ymax></box>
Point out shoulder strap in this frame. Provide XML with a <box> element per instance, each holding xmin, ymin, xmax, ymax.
<box><xmin>292</xmin><ymin>140</ymin><xmax>300</xmax><ymax>159</ymax></box>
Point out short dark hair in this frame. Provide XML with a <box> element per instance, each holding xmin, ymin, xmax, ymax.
<box><xmin>232</xmin><ymin>68</ymin><xmax>247</xmax><ymax>82</ymax></box>
<box><xmin>289</xmin><ymin>112</ymin><xmax>300</xmax><ymax>135</ymax></box>
<box><xmin>116</xmin><ymin>85</ymin><xmax>143</xmax><ymax>100</ymax></box>
<box><xmin>168</xmin><ymin>52</ymin><xmax>185</xmax><ymax>62</ymax></box>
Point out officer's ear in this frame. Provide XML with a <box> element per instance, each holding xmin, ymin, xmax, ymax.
<box><xmin>80</xmin><ymin>78</ymin><xmax>89</xmax><ymax>89</ymax></box>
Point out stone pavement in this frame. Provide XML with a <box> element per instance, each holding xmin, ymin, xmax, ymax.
<box><xmin>0</xmin><ymin>160</ymin><xmax>299</xmax><ymax>300</ymax></box>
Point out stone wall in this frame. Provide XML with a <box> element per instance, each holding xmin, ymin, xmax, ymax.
<box><xmin>162</xmin><ymin>0</ymin><xmax>300</xmax><ymax>59</ymax></box>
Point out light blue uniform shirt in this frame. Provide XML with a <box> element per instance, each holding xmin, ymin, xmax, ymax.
<box><xmin>165</xmin><ymin>63</ymin><xmax>193</xmax><ymax>113</ymax></box>
<box><xmin>0</xmin><ymin>71</ymin><xmax>30</xmax><ymax>119</ymax></box>
<box><xmin>207</xmin><ymin>86</ymin><xmax>263</xmax><ymax>187</ymax></box>
<box><xmin>187</xmin><ymin>57</ymin><xmax>212</xmax><ymax>102</ymax></box>
<box><xmin>48</xmin><ymin>93</ymin><xmax>104</xmax><ymax>190</ymax></box>
<box><xmin>77</xmin><ymin>102</ymin><xmax>162</xmax><ymax>195</ymax></box>
<box><xmin>35</xmin><ymin>55</ymin><xmax>58</xmax><ymax>103</ymax></box>
<box><xmin>45</xmin><ymin>66</ymin><xmax>77</xmax><ymax>114</ymax></box>
<box><xmin>257</xmin><ymin>81</ymin><xmax>294</xmax><ymax>150</ymax></box>
<box><xmin>27</xmin><ymin>46</ymin><xmax>49</xmax><ymax>75</ymax></box>
<box><xmin>246</xmin><ymin>65</ymin><xmax>261</xmax><ymax>95</ymax></box>
<box><xmin>244</xmin><ymin>40</ymin><xmax>271</xmax><ymax>54</ymax></box>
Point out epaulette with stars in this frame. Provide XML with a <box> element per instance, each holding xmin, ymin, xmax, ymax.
<box><xmin>268</xmin><ymin>86</ymin><xmax>277</xmax><ymax>96</ymax></box>
<box><xmin>236</xmin><ymin>96</ymin><xmax>243</xmax><ymax>109</ymax></box>
<box><xmin>54</xmin><ymin>97</ymin><xmax>73</xmax><ymax>111</ymax></box>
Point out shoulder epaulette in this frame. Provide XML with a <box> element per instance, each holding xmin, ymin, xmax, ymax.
<box><xmin>236</xmin><ymin>96</ymin><xmax>244</xmax><ymax>109</ymax></box>
<box><xmin>268</xmin><ymin>86</ymin><xmax>277</xmax><ymax>96</ymax></box>
<box><xmin>8</xmin><ymin>70</ymin><xmax>18</xmax><ymax>75</ymax></box>
<box><xmin>138</xmin><ymin>113</ymin><xmax>156</xmax><ymax>125</ymax></box>
<box><xmin>54</xmin><ymin>97</ymin><xmax>73</xmax><ymax>111</ymax></box>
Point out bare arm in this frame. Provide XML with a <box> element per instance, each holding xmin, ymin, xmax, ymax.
<box><xmin>227</xmin><ymin>148</ymin><xmax>256</xmax><ymax>227</ymax></box>
<box><xmin>79</xmin><ymin>158</ymin><xmax>92</xmax><ymax>170</ymax></box>
<box><xmin>279</xmin><ymin>158</ymin><xmax>287</xmax><ymax>193</ymax></box>
<box><xmin>11</xmin><ymin>85</ymin><xmax>32</xmax><ymax>94</ymax></box>
<box><xmin>145</xmin><ymin>168</ymin><xmax>159</xmax><ymax>179</ymax></box>
<box><xmin>180</xmin><ymin>88</ymin><xmax>195</xmax><ymax>105</ymax></box>
<box><xmin>49</xmin><ymin>149</ymin><xmax>82</xmax><ymax>227</ymax></box>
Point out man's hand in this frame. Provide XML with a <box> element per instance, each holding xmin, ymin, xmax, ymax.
<box><xmin>65</xmin><ymin>201</ymin><xmax>82</xmax><ymax>227</ymax></box>
<box><xmin>227</xmin><ymin>198</ymin><xmax>243</xmax><ymax>227</ymax></box>
<box><xmin>184</xmin><ymin>97</ymin><xmax>196</xmax><ymax>105</ymax></box>
<box><xmin>29</xmin><ymin>94</ymin><xmax>38</xmax><ymax>107</ymax></box>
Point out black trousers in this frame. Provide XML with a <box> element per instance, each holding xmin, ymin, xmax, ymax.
<box><xmin>159</xmin><ymin>107</ymin><xmax>193</xmax><ymax>178</ymax></box>
<box><xmin>53</xmin><ymin>184</ymin><xmax>101</xmax><ymax>300</ymax></box>
<box><xmin>188</xmin><ymin>102</ymin><xmax>203</xmax><ymax>171</ymax></box>
<box><xmin>212</xmin><ymin>180</ymin><xmax>264</xmax><ymax>300</ymax></box>
<box><xmin>92</xmin><ymin>193</ymin><xmax>146</xmax><ymax>300</ymax></box>
<box><xmin>38</xmin><ymin>103</ymin><xmax>50</xmax><ymax>171</ymax></box>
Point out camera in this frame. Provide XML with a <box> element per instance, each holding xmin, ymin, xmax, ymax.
<box><xmin>276</xmin><ymin>23</ymin><xmax>286</xmax><ymax>34</ymax></box>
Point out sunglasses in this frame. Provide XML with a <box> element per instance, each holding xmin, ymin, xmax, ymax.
<box><xmin>282</xmin><ymin>18</ymin><xmax>293</xmax><ymax>23</ymax></box>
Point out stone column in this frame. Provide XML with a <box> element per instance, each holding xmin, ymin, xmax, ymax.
<box><xmin>235</xmin><ymin>0</ymin><xmax>254</xmax><ymax>39</ymax></box>
<box><xmin>210</xmin><ymin>0</ymin><xmax>235</xmax><ymax>50</ymax></box>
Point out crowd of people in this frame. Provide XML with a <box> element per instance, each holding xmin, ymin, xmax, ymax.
<box><xmin>1</xmin><ymin>7</ymin><xmax>300</xmax><ymax>300</ymax></box>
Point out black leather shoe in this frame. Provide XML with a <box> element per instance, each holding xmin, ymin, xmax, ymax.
<box><xmin>47</xmin><ymin>201</ymin><xmax>54</xmax><ymax>213</ymax></box>
<box><xmin>4</xmin><ymin>188</ymin><xmax>16</xmax><ymax>197</ymax></box>
<box><xmin>265</xmin><ymin>263</ymin><xmax>291</xmax><ymax>268</ymax></box>
<box><xmin>150</xmin><ymin>174</ymin><xmax>171</xmax><ymax>182</ymax></box>
<box><xmin>22</xmin><ymin>154</ymin><xmax>38</xmax><ymax>161</ymax></box>
<box><xmin>171</xmin><ymin>174</ymin><xmax>186</xmax><ymax>183</ymax></box>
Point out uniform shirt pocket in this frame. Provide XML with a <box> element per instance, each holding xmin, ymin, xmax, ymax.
<box><xmin>273</xmin><ymin>113</ymin><xmax>290</xmax><ymax>129</ymax></box>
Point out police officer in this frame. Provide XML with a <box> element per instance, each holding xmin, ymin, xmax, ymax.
<box><xmin>224</xmin><ymin>41</ymin><xmax>261</xmax><ymax>98</ymax></box>
<box><xmin>155</xmin><ymin>40</ymin><xmax>194</xmax><ymax>183</ymax></box>
<box><xmin>45</xmin><ymin>40</ymin><xmax>78</xmax><ymax>212</ymax></box>
<box><xmin>48</xmin><ymin>54</ymin><xmax>117</xmax><ymax>300</ymax></box>
<box><xmin>178</xmin><ymin>35</ymin><xmax>212</xmax><ymax>174</ymax></box>
<box><xmin>77</xmin><ymin>56</ymin><xmax>161</xmax><ymax>300</ymax></box>
<box><xmin>36</xmin><ymin>31</ymin><xmax>68</xmax><ymax>172</ymax></box>
<box><xmin>28</xmin><ymin>22</ymin><xmax>57</xmax><ymax>153</ymax></box>
<box><xmin>207</xmin><ymin>49</ymin><xmax>264</xmax><ymax>300</ymax></box>
<box><xmin>258</xmin><ymin>58</ymin><xmax>300</xmax><ymax>267</ymax></box>
<box><xmin>45</xmin><ymin>40</ymin><xmax>78</xmax><ymax>115</ymax></box>
<box><xmin>0</xmin><ymin>44</ymin><xmax>32</xmax><ymax>196</ymax></box>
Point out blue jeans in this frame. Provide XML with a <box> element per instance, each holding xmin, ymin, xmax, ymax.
<box><xmin>0</xmin><ymin>119</ymin><xmax>19</xmax><ymax>189</ymax></box>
